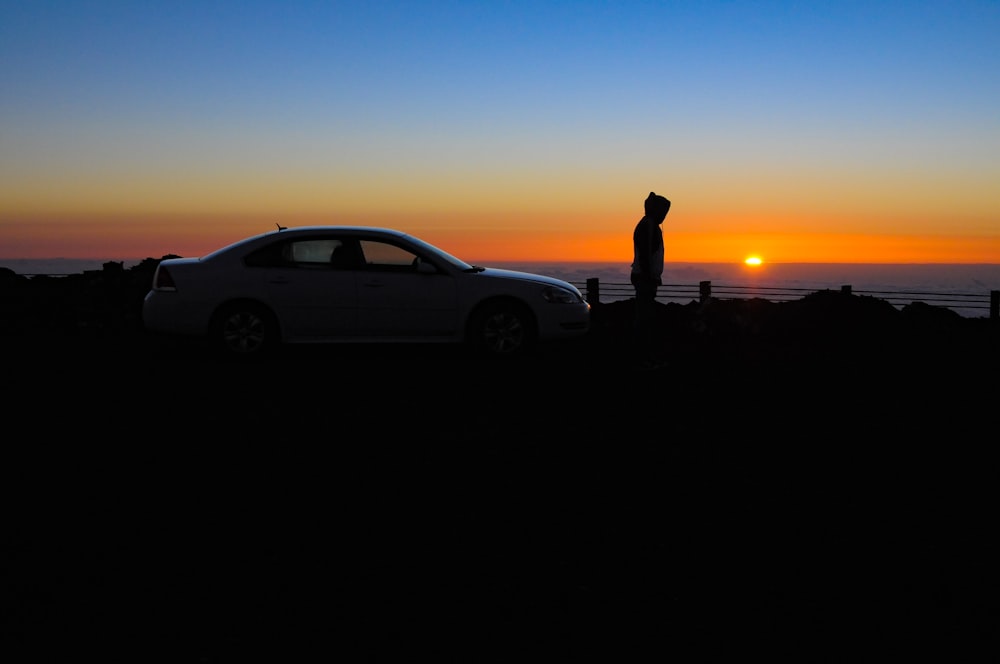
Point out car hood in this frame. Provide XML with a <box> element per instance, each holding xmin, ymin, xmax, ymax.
<box><xmin>478</xmin><ymin>267</ymin><xmax>578</xmax><ymax>290</ymax></box>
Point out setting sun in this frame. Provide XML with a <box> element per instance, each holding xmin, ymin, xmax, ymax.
<box><xmin>745</xmin><ymin>256</ymin><xmax>763</xmax><ymax>266</ymax></box>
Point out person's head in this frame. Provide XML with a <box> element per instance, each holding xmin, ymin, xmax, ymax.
<box><xmin>645</xmin><ymin>192</ymin><xmax>671</xmax><ymax>223</ymax></box>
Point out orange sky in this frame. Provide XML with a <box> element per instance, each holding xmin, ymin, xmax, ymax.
<box><xmin>1</xmin><ymin>211</ymin><xmax>997</xmax><ymax>265</ymax></box>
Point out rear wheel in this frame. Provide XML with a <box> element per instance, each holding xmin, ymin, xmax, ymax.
<box><xmin>467</xmin><ymin>300</ymin><xmax>536</xmax><ymax>357</ymax></box>
<box><xmin>210</xmin><ymin>302</ymin><xmax>278</xmax><ymax>357</ymax></box>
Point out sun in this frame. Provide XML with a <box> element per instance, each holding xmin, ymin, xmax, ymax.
<box><xmin>744</xmin><ymin>256</ymin><xmax>763</xmax><ymax>266</ymax></box>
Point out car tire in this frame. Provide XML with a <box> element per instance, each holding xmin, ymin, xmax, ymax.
<box><xmin>467</xmin><ymin>300</ymin><xmax>536</xmax><ymax>357</ymax></box>
<box><xmin>210</xmin><ymin>301</ymin><xmax>278</xmax><ymax>357</ymax></box>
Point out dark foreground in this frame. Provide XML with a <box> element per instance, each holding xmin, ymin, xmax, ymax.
<box><xmin>4</xmin><ymin>293</ymin><xmax>1000</xmax><ymax>661</ymax></box>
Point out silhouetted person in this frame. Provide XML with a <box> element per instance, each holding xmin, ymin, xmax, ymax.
<box><xmin>630</xmin><ymin>191</ymin><xmax>671</xmax><ymax>368</ymax></box>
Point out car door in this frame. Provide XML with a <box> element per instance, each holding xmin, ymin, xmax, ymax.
<box><xmin>256</xmin><ymin>238</ymin><xmax>357</xmax><ymax>340</ymax></box>
<box><xmin>354</xmin><ymin>239</ymin><xmax>458</xmax><ymax>338</ymax></box>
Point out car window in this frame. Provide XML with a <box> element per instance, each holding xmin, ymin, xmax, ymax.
<box><xmin>287</xmin><ymin>240</ymin><xmax>340</xmax><ymax>265</ymax></box>
<box><xmin>246</xmin><ymin>239</ymin><xmax>354</xmax><ymax>268</ymax></box>
<box><xmin>329</xmin><ymin>240</ymin><xmax>364</xmax><ymax>269</ymax></box>
<box><xmin>244</xmin><ymin>242</ymin><xmax>288</xmax><ymax>267</ymax></box>
<box><xmin>359</xmin><ymin>240</ymin><xmax>420</xmax><ymax>271</ymax></box>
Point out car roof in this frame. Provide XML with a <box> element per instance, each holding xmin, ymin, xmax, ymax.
<box><xmin>271</xmin><ymin>225</ymin><xmax>411</xmax><ymax>237</ymax></box>
<box><xmin>204</xmin><ymin>225</ymin><xmax>417</xmax><ymax>259</ymax></box>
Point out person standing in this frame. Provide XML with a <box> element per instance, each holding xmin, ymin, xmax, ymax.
<box><xmin>630</xmin><ymin>191</ymin><xmax>671</xmax><ymax>368</ymax></box>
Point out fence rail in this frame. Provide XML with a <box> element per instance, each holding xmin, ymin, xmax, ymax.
<box><xmin>573</xmin><ymin>279</ymin><xmax>1000</xmax><ymax>319</ymax></box>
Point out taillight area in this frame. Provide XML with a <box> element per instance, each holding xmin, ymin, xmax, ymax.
<box><xmin>153</xmin><ymin>265</ymin><xmax>177</xmax><ymax>290</ymax></box>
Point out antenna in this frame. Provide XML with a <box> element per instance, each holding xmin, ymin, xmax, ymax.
<box><xmin>276</xmin><ymin>223</ymin><xmax>287</xmax><ymax>231</ymax></box>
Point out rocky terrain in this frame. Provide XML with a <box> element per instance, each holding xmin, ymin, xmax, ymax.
<box><xmin>4</xmin><ymin>260</ymin><xmax>999</xmax><ymax>660</ymax></box>
<box><xmin>3</xmin><ymin>258</ymin><xmax>996</xmax><ymax>375</ymax></box>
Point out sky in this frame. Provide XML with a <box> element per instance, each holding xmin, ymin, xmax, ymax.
<box><xmin>1</xmin><ymin>0</ymin><xmax>998</xmax><ymax>265</ymax></box>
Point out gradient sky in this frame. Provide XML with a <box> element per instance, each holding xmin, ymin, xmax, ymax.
<box><xmin>2</xmin><ymin>1</ymin><xmax>998</xmax><ymax>264</ymax></box>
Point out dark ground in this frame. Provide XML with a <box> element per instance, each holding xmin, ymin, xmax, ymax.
<box><xmin>3</xmin><ymin>273</ymin><xmax>1000</xmax><ymax>661</ymax></box>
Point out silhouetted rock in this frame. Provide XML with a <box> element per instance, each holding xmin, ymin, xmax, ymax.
<box><xmin>0</xmin><ymin>258</ymin><xmax>163</xmax><ymax>336</ymax></box>
<box><xmin>588</xmin><ymin>291</ymin><xmax>997</xmax><ymax>372</ymax></box>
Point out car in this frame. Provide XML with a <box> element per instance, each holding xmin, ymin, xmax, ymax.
<box><xmin>142</xmin><ymin>225</ymin><xmax>591</xmax><ymax>357</ymax></box>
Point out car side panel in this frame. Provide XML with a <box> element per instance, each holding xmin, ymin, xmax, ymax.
<box><xmin>143</xmin><ymin>261</ymin><xmax>226</xmax><ymax>336</ymax></box>
<box><xmin>355</xmin><ymin>269</ymin><xmax>459</xmax><ymax>338</ymax></box>
<box><xmin>257</xmin><ymin>265</ymin><xmax>357</xmax><ymax>340</ymax></box>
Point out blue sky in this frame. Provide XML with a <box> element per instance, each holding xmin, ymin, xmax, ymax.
<box><xmin>1</xmin><ymin>1</ymin><xmax>998</xmax><ymax>263</ymax></box>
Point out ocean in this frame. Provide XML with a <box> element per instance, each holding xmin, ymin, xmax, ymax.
<box><xmin>3</xmin><ymin>257</ymin><xmax>998</xmax><ymax>318</ymax></box>
<box><xmin>493</xmin><ymin>261</ymin><xmax>1000</xmax><ymax>319</ymax></box>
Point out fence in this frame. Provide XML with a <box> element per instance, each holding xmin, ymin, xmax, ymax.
<box><xmin>573</xmin><ymin>279</ymin><xmax>1000</xmax><ymax>320</ymax></box>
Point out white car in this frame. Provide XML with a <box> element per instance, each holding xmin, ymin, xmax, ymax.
<box><xmin>142</xmin><ymin>226</ymin><xmax>591</xmax><ymax>357</ymax></box>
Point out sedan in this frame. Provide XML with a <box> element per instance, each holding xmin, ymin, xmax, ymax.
<box><xmin>142</xmin><ymin>226</ymin><xmax>591</xmax><ymax>357</ymax></box>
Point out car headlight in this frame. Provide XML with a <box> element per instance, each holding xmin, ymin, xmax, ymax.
<box><xmin>541</xmin><ymin>285</ymin><xmax>585</xmax><ymax>304</ymax></box>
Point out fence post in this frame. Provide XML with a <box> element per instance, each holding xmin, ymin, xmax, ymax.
<box><xmin>991</xmin><ymin>290</ymin><xmax>999</xmax><ymax>320</ymax></box>
<box><xmin>586</xmin><ymin>277</ymin><xmax>600</xmax><ymax>304</ymax></box>
<box><xmin>699</xmin><ymin>280</ymin><xmax>711</xmax><ymax>303</ymax></box>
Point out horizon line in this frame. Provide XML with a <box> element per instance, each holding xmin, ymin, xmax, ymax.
<box><xmin>3</xmin><ymin>257</ymin><xmax>1000</xmax><ymax>266</ymax></box>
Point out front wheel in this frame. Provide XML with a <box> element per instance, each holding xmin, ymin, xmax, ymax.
<box><xmin>209</xmin><ymin>302</ymin><xmax>278</xmax><ymax>357</ymax></box>
<box><xmin>467</xmin><ymin>301</ymin><xmax>536</xmax><ymax>357</ymax></box>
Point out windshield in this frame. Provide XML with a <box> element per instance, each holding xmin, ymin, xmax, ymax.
<box><xmin>403</xmin><ymin>234</ymin><xmax>474</xmax><ymax>271</ymax></box>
